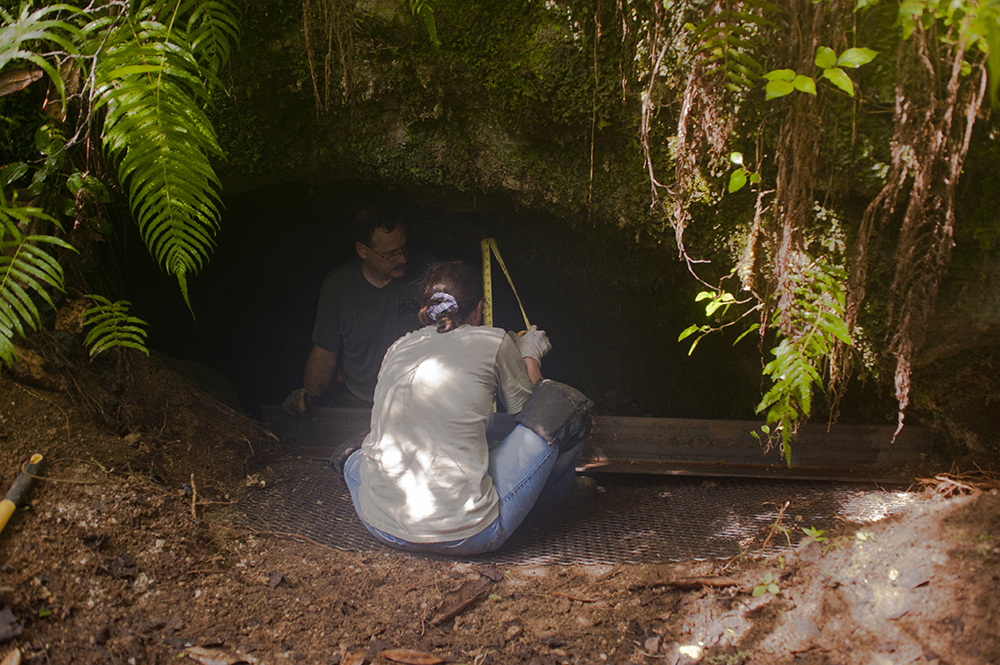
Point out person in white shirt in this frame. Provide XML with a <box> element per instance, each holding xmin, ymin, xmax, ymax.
<box><xmin>342</xmin><ymin>261</ymin><xmax>595</xmax><ymax>555</ymax></box>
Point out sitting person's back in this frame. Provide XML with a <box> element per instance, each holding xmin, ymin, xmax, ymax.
<box><xmin>340</xmin><ymin>260</ymin><xmax>596</xmax><ymax>556</ymax></box>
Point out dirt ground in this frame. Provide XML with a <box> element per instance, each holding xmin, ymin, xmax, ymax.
<box><xmin>1</xmin><ymin>349</ymin><xmax>999</xmax><ymax>665</ymax></box>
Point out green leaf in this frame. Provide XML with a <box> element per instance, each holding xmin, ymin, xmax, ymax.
<box><xmin>822</xmin><ymin>67</ymin><xmax>854</xmax><ymax>96</ymax></box>
<box><xmin>705</xmin><ymin>292</ymin><xmax>736</xmax><ymax>316</ymax></box>
<box><xmin>678</xmin><ymin>324</ymin><xmax>701</xmax><ymax>341</ymax></box>
<box><xmin>729</xmin><ymin>168</ymin><xmax>748</xmax><ymax>192</ymax></box>
<box><xmin>730</xmin><ymin>151</ymin><xmax>744</xmax><ymax>165</ymax></box>
<box><xmin>899</xmin><ymin>0</ymin><xmax>923</xmax><ymax>39</ymax></box>
<box><xmin>38</xmin><ymin>606</ymin><xmax>52</xmax><ymax>618</ymax></box>
<box><xmin>733</xmin><ymin>323</ymin><xmax>760</xmax><ymax>345</ymax></box>
<box><xmin>687</xmin><ymin>333</ymin><xmax>707</xmax><ymax>356</ymax></box>
<box><xmin>837</xmin><ymin>47</ymin><xmax>878</xmax><ymax>68</ymax></box>
<box><xmin>765</xmin><ymin>79</ymin><xmax>795</xmax><ymax>100</ymax></box>
<box><xmin>793</xmin><ymin>75</ymin><xmax>816</xmax><ymax>95</ymax></box>
<box><xmin>763</xmin><ymin>69</ymin><xmax>795</xmax><ymax>82</ymax></box>
<box><xmin>0</xmin><ymin>163</ymin><xmax>28</xmax><ymax>188</ymax></box>
<box><xmin>815</xmin><ymin>46</ymin><xmax>837</xmax><ymax>69</ymax></box>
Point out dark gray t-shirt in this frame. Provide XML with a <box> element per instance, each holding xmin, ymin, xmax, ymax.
<box><xmin>312</xmin><ymin>258</ymin><xmax>422</xmax><ymax>402</ymax></box>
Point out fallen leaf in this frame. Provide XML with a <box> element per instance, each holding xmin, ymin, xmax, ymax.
<box><xmin>479</xmin><ymin>567</ymin><xmax>503</xmax><ymax>582</ymax></box>
<box><xmin>341</xmin><ymin>651</ymin><xmax>367</xmax><ymax>665</ymax></box>
<box><xmin>1</xmin><ymin>649</ymin><xmax>20</xmax><ymax>665</ymax></box>
<box><xmin>430</xmin><ymin>577</ymin><xmax>491</xmax><ymax>625</ymax></box>
<box><xmin>267</xmin><ymin>572</ymin><xmax>285</xmax><ymax>589</ymax></box>
<box><xmin>182</xmin><ymin>646</ymin><xmax>250</xmax><ymax>664</ymax></box>
<box><xmin>379</xmin><ymin>648</ymin><xmax>445</xmax><ymax>664</ymax></box>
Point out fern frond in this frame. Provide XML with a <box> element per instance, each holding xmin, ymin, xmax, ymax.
<box><xmin>0</xmin><ymin>3</ymin><xmax>81</xmax><ymax>104</ymax></box>
<box><xmin>82</xmin><ymin>295</ymin><xmax>149</xmax><ymax>358</ymax></box>
<box><xmin>687</xmin><ymin>2</ymin><xmax>772</xmax><ymax>97</ymax></box>
<box><xmin>756</xmin><ymin>257</ymin><xmax>851</xmax><ymax>466</ymax></box>
<box><xmin>84</xmin><ymin>0</ymin><xmax>240</xmax><ymax>311</ymax></box>
<box><xmin>0</xmin><ymin>198</ymin><xmax>75</xmax><ymax>366</ymax></box>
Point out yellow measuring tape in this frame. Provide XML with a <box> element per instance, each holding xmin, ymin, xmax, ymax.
<box><xmin>481</xmin><ymin>238</ymin><xmax>531</xmax><ymax>331</ymax></box>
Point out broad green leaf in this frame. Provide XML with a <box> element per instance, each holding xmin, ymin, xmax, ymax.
<box><xmin>749</xmin><ymin>173</ymin><xmax>761</xmax><ymax>184</ymax></box>
<box><xmin>836</xmin><ymin>47</ymin><xmax>878</xmax><ymax>68</ymax></box>
<box><xmin>899</xmin><ymin>0</ymin><xmax>923</xmax><ymax>39</ymax></box>
<box><xmin>766</xmin><ymin>79</ymin><xmax>794</xmax><ymax>100</ymax></box>
<box><xmin>793</xmin><ymin>75</ymin><xmax>816</xmax><ymax>95</ymax></box>
<box><xmin>729</xmin><ymin>168</ymin><xmax>748</xmax><ymax>192</ymax></box>
<box><xmin>730</xmin><ymin>152</ymin><xmax>744</xmax><ymax>165</ymax></box>
<box><xmin>763</xmin><ymin>68</ymin><xmax>796</xmax><ymax>82</ymax></box>
<box><xmin>815</xmin><ymin>46</ymin><xmax>837</xmax><ymax>69</ymax></box>
<box><xmin>823</xmin><ymin>67</ymin><xmax>854</xmax><ymax>95</ymax></box>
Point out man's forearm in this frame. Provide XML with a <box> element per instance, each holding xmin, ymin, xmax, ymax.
<box><xmin>304</xmin><ymin>345</ymin><xmax>339</xmax><ymax>396</ymax></box>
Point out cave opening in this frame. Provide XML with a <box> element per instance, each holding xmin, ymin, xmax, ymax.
<box><xmin>113</xmin><ymin>177</ymin><xmax>891</xmax><ymax>426</ymax></box>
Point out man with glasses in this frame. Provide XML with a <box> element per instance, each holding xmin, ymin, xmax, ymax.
<box><xmin>283</xmin><ymin>207</ymin><xmax>425</xmax><ymax>414</ymax></box>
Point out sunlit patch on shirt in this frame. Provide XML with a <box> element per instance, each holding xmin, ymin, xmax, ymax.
<box><xmin>413</xmin><ymin>357</ymin><xmax>450</xmax><ymax>392</ymax></box>
<box><xmin>380</xmin><ymin>436</ymin><xmax>402</xmax><ymax>468</ymax></box>
<box><xmin>399</xmin><ymin>472</ymin><xmax>437</xmax><ymax>521</ymax></box>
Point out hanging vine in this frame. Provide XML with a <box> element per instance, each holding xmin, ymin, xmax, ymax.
<box><xmin>654</xmin><ymin>0</ymin><xmax>995</xmax><ymax>457</ymax></box>
<box><xmin>302</xmin><ymin>0</ymin><xmax>355</xmax><ymax>115</ymax></box>
<box><xmin>845</xmin><ymin>3</ymin><xmax>988</xmax><ymax>436</ymax></box>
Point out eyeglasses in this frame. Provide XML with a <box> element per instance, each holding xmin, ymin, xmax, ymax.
<box><xmin>366</xmin><ymin>243</ymin><xmax>409</xmax><ymax>262</ymax></box>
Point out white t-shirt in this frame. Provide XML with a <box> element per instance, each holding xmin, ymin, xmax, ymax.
<box><xmin>357</xmin><ymin>324</ymin><xmax>534</xmax><ymax>542</ymax></box>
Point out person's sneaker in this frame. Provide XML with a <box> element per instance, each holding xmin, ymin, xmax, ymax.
<box><xmin>557</xmin><ymin>476</ymin><xmax>598</xmax><ymax>509</ymax></box>
<box><xmin>329</xmin><ymin>433</ymin><xmax>365</xmax><ymax>481</ymax></box>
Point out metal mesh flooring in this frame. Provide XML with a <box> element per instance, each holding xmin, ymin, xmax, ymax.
<box><xmin>228</xmin><ymin>457</ymin><xmax>916</xmax><ymax>566</ymax></box>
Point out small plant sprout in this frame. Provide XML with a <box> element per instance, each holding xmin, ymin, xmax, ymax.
<box><xmin>752</xmin><ymin>571</ymin><xmax>779</xmax><ymax>597</ymax></box>
<box><xmin>802</xmin><ymin>526</ymin><xmax>828</xmax><ymax>542</ymax></box>
<box><xmin>727</xmin><ymin>151</ymin><xmax>761</xmax><ymax>193</ymax></box>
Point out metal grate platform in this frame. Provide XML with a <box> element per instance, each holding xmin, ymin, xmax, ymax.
<box><xmin>228</xmin><ymin>457</ymin><xmax>916</xmax><ymax>566</ymax></box>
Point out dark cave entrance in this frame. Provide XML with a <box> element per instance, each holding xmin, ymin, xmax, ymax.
<box><xmin>117</xmin><ymin>178</ymin><xmax>886</xmax><ymax>424</ymax></box>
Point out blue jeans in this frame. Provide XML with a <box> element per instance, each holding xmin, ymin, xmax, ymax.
<box><xmin>344</xmin><ymin>421</ymin><xmax>584</xmax><ymax>556</ymax></box>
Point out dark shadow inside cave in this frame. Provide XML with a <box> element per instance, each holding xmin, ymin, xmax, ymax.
<box><xmin>112</xmin><ymin>178</ymin><xmax>893</xmax><ymax>425</ymax></box>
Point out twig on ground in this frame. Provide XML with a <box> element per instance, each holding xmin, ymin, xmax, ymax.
<box><xmin>759</xmin><ymin>500</ymin><xmax>791</xmax><ymax>556</ymax></box>
<box><xmin>190</xmin><ymin>473</ymin><xmax>198</xmax><ymax>519</ymax></box>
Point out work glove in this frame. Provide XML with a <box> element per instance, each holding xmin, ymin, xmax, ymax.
<box><xmin>282</xmin><ymin>387</ymin><xmax>316</xmax><ymax>416</ymax></box>
<box><xmin>515</xmin><ymin>325</ymin><xmax>551</xmax><ymax>362</ymax></box>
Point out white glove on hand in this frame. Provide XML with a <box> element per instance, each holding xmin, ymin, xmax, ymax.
<box><xmin>515</xmin><ymin>325</ymin><xmax>551</xmax><ymax>362</ymax></box>
<box><xmin>282</xmin><ymin>387</ymin><xmax>316</xmax><ymax>416</ymax></box>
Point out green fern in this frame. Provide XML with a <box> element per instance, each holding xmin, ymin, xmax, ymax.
<box><xmin>756</xmin><ymin>259</ymin><xmax>851</xmax><ymax>466</ymax></box>
<box><xmin>685</xmin><ymin>1</ymin><xmax>775</xmax><ymax>94</ymax></box>
<box><xmin>82</xmin><ymin>295</ymin><xmax>149</xmax><ymax>358</ymax></box>
<box><xmin>83</xmin><ymin>0</ymin><xmax>241</xmax><ymax>311</ymax></box>
<box><xmin>409</xmin><ymin>0</ymin><xmax>440</xmax><ymax>50</ymax></box>
<box><xmin>0</xmin><ymin>195</ymin><xmax>75</xmax><ymax>366</ymax></box>
<box><xmin>0</xmin><ymin>3</ymin><xmax>79</xmax><ymax>105</ymax></box>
